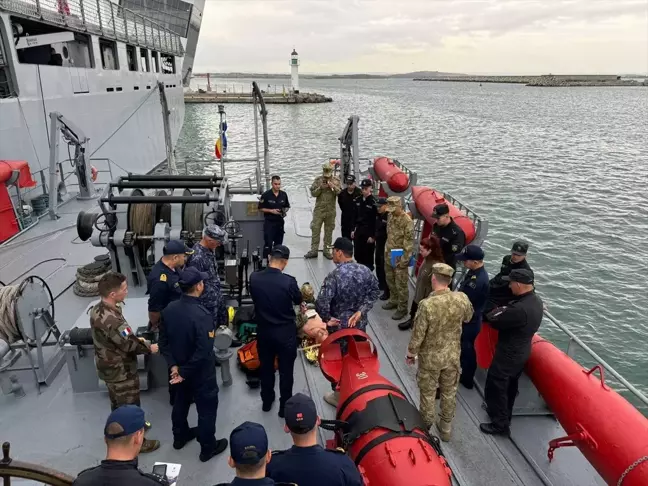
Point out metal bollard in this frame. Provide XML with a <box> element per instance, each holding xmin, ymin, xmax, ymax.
<box><xmin>214</xmin><ymin>326</ymin><xmax>234</xmax><ymax>387</ymax></box>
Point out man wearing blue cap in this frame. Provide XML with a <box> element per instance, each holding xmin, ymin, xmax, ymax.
<box><xmin>73</xmin><ymin>405</ymin><xmax>166</xmax><ymax>485</ymax></box>
<box><xmin>146</xmin><ymin>240</ymin><xmax>193</xmax><ymax>330</ymax></box>
<box><xmin>456</xmin><ymin>245</ymin><xmax>489</xmax><ymax>389</ymax></box>
<box><xmin>267</xmin><ymin>393</ymin><xmax>362</xmax><ymax>486</ymax></box>
<box><xmin>215</xmin><ymin>422</ymin><xmax>296</xmax><ymax>485</ymax></box>
<box><xmin>159</xmin><ymin>266</ymin><xmax>228</xmax><ymax>462</ymax></box>
<box><xmin>249</xmin><ymin>244</ymin><xmax>302</xmax><ymax>417</ymax></box>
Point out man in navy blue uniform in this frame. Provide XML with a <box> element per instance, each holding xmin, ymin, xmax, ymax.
<box><xmin>249</xmin><ymin>245</ymin><xmax>302</xmax><ymax>417</ymax></box>
<box><xmin>374</xmin><ymin>197</ymin><xmax>390</xmax><ymax>300</ymax></box>
<box><xmin>267</xmin><ymin>393</ymin><xmax>362</xmax><ymax>486</ymax></box>
<box><xmin>159</xmin><ymin>267</ymin><xmax>228</xmax><ymax>462</ymax></box>
<box><xmin>484</xmin><ymin>240</ymin><xmax>533</xmax><ymax>315</ymax></box>
<box><xmin>215</xmin><ymin>422</ymin><xmax>295</xmax><ymax>486</ymax></box>
<box><xmin>351</xmin><ymin>179</ymin><xmax>377</xmax><ymax>270</ymax></box>
<box><xmin>146</xmin><ymin>240</ymin><xmax>193</xmax><ymax>330</ymax></box>
<box><xmin>258</xmin><ymin>175</ymin><xmax>290</xmax><ymax>261</ymax></box>
<box><xmin>456</xmin><ymin>245</ymin><xmax>489</xmax><ymax>389</ymax></box>
<box><xmin>431</xmin><ymin>203</ymin><xmax>466</xmax><ymax>270</ymax></box>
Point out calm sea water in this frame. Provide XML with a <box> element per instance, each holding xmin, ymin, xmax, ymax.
<box><xmin>177</xmin><ymin>78</ymin><xmax>648</xmax><ymax>402</ymax></box>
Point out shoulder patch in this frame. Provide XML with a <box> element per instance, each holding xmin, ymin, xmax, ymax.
<box><xmin>332</xmin><ymin>447</ymin><xmax>347</xmax><ymax>454</ymax></box>
<box><xmin>117</xmin><ymin>323</ymin><xmax>133</xmax><ymax>338</ymax></box>
<box><xmin>159</xmin><ymin>273</ymin><xmax>167</xmax><ymax>282</ymax></box>
<box><xmin>451</xmin><ymin>245</ymin><xmax>459</xmax><ymax>252</ymax></box>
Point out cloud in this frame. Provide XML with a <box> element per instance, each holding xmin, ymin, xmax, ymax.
<box><xmin>193</xmin><ymin>0</ymin><xmax>648</xmax><ymax>74</ymax></box>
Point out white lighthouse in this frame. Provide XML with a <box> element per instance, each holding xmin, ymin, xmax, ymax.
<box><xmin>290</xmin><ymin>48</ymin><xmax>300</xmax><ymax>93</ymax></box>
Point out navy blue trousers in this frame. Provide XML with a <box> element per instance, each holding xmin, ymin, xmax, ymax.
<box><xmin>263</xmin><ymin>220</ymin><xmax>285</xmax><ymax>260</ymax></box>
<box><xmin>257</xmin><ymin>331</ymin><xmax>297</xmax><ymax>406</ymax></box>
<box><xmin>460</xmin><ymin>321</ymin><xmax>481</xmax><ymax>384</ymax></box>
<box><xmin>172</xmin><ymin>372</ymin><xmax>219</xmax><ymax>453</ymax></box>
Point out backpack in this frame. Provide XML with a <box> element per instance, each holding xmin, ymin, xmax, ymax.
<box><xmin>237</xmin><ymin>339</ymin><xmax>278</xmax><ymax>389</ymax></box>
<box><xmin>233</xmin><ymin>305</ymin><xmax>257</xmax><ymax>343</ymax></box>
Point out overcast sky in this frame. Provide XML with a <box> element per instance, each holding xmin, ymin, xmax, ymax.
<box><xmin>193</xmin><ymin>0</ymin><xmax>648</xmax><ymax>75</ymax></box>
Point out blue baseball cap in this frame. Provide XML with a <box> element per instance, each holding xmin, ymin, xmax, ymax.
<box><xmin>229</xmin><ymin>422</ymin><xmax>268</xmax><ymax>465</ymax></box>
<box><xmin>163</xmin><ymin>240</ymin><xmax>194</xmax><ymax>255</ymax></box>
<box><xmin>270</xmin><ymin>244</ymin><xmax>290</xmax><ymax>259</ymax></box>
<box><xmin>179</xmin><ymin>266</ymin><xmax>209</xmax><ymax>286</ymax></box>
<box><xmin>104</xmin><ymin>405</ymin><xmax>147</xmax><ymax>439</ymax></box>
<box><xmin>455</xmin><ymin>244</ymin><xmax>485</xmax><ymax>261</ymax></box>
<box><xmin>284</xmin><ymin>393</ymin><xmax>318</xmax><ymax>433</ymax></box>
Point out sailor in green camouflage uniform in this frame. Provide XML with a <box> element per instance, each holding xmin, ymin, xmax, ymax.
<box><xmin>382</xmin><ymin>196</ymin><xmax>414</xmax><ymax>320</ymax></box>
<box><xmin>90</xmin><ymin>272</ymin><xmax>160</xmax><ymax>453</ymax></box>
<box><xmin>304</xmin><ymin>163</ymin><xmax>341</xmax><ymax>259</ymax></box>
<box><xmin>406</xmin><ymin>263</ymin><xmax>474</xmax><ymax>442</ymax></box>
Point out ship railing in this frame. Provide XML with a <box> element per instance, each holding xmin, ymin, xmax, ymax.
<box><xmin>542</xmin><ymin>310</ymin><xmax>648</xmax><ymax>411</ymax></box>
<box><xmin>0</xmin><ymin>0</ymin><xmax>184</xmax><ymax>56</ymax></box>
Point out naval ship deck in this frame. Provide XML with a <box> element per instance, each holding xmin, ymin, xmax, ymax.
<box><xmin>0</xmin><ymin>189</ymin><xmax>605</xmax><ymax>486</ymax></box>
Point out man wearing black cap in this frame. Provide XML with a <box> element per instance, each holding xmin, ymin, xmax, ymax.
<box><xmin>258</xmin><ymin>175</ymin><xmax>291</xmax><ymax>261</ymax></box>
<box><xmin>431</xmin><ymin>203</ymin><xmax>466</xmax><ymax>270</ymax></box>
<box><xmin>160</xmin><ymin>267</ymin><xmax>228</xmax><ymax>462</ymax></box>
<box><xmin>267</xmin><ymin>394</ymin><xmax>362</xmax><ymax>486</ymax></box>
<box><xmin>249</xmin><ymin>245</ymin><xmax>303</xmax><ymax>417</ymax></box>
<box><xmin>351</xmin><ymin>179</ymin><xmax>377</xmax><ymax>270</ymax></box>
<box><xmin>146</xmin><ymin>240</ymin><xmax>193</xmax><ymax>330</ymax></box>
<box><xmin>456</xmin><ymin>245</ymin><xmax>490</xmax><ymax>389</ymax></box>
<box><xmin>73</xmin><ymin>405</ymin><xmax>167</xmax><ymax>486</ymax></box>
<box><xmin>337</xmin><ymin>175</ymin><xmax>362</xmax><ymax>239</ymax></box>
<box><xmin>215</xmin><ymin>422</ymin><xmax>294</xmax><ymax>486</ymax></box>
<box><xmin>481</xmin><ymin>268</ymin><xmax>543</xmax><ymax>436</ymax></box>
<box><xmin>374</xmin><ymin>197</ymin><xmax>390</xmax><ymax>300</ymax></box>
<box><xmin>485</xmin><ymin>240</ymin><xmax>532</xmax><ymax>314</ymax></box>
<box><xmin>316</xmin><ymin>237</ymin><xmax>380</xmax><ymax>407</ymax></box>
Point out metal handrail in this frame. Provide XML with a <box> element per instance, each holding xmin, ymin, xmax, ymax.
<box><xmin>543</xmin><ymin>311</ymin><xmax>648</xmax><ymax>407</ymax></box>
<box><xmin>0</xmin><ymin>0</ymin><xmax>184</xmax><ymax>56</ymax></box>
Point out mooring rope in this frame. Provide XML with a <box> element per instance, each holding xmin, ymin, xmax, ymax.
<box><xmin>0</xmin><ymin>286</ymin><xmax>21</xmax><ymax>344</ymax></box>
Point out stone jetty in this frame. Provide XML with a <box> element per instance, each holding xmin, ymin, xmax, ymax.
<box><xmin>413</xmin><ymin>74</ymin><xmax>647</xmax><ymax>87</ymax></box>
<box><xmin>184</xmin><ymin>91</ymin><xmax>333</xmax><ymax>104</ymax></box>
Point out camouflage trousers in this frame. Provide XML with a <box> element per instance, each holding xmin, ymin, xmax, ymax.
<box><xmin>385</xmin><ymin>257</ymin><xmax>409</xmax><ymax>313</ymax></box>
<box><xmin>106</xmin><ymin>374</ymin><xmax>141</xmax><ymax>411</ymax></box>
<box><xmin>417</xmin><ymin>366</ymin><xmax>460</xmax><ymax>428</ymax></box>
<box><xmin>310</xmin><ymin>210</ymin><xmax>335</xmax><ymax>253</ymax></box>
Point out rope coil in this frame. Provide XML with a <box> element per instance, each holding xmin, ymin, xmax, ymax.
<box><xmin>0</xmin><ymin>286</ymin><xmax>21</xmax><ymax>344</ymax></box>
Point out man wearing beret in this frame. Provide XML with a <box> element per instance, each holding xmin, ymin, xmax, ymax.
<box><xmin>73</xmin><ymin>405</ymin><xmax>167</xmax><ymax>485</ymax></box>
<box><xmin>267</xmin><ymin>394</ymin><xmax>362</xmax><ymax>486</ymax></box>
<box><xmin>481</xmin><ymin>268</ymin><xmax>543</xmax><ymax>436</ymax></box>
<box><xmin>485</xmin><ymin>240</ymin><xmax>533</xmax><ymax>315</ymax></box>
<box><xmin>215</xmin><ymin>421</ymin><xmax>295</xmax><ymax>486</ymax></box>
<box><xmin>406</xmin><ymin>263</ymin><xmax>474</xmax><ymax>441</ymax></box>
<box><xmin>337</xmin><ymin>174</ymin><xmax>361</xmax><ymax>239</ymax></box>
<box><xmin>305</xmin><ymin>163</ymin><xmax>341</xmax><ymax>259</ymax></box>
<box><xmin>160</xmin><ymin>267</ymin><xmax>228</xmax><ymax>462</ymax></box>
<box><xmin>382</xmin><ymin>196</ymin><xmax>414</xmax><ymax>321</ymax></box>
<box><xmin>431</xmin><ymin>203</ymin><xmax>466</xmax><ymax>270</ymax></box>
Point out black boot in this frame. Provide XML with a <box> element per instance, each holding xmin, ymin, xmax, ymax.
<box><xmin>398</xmin><ymin>319</ymin><xmax>412</xmax><ymax>331</ymax></box>
<box><xmin>380</xmin><ymin>290</ymin><xmax>390</xmax><ymax>301</ymax></box>
<box><xmin>480</xmin><ymin>423</ymin><xmax>510</xmax><ymax>436</ymax></box>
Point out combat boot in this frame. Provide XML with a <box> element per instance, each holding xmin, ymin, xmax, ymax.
<box><xmin>392</xmin><ymin>309</ymin><xmax>407</xmax><ymax>320</ymax></box>
<box><xmin>140</xmin><ymin>438</ymin><xmax>161</xmax><ymax>453</ymax></box>
<box><xmin>323</xmin><ymin>252</ymin><xmax>333</xmax><ymax>260</ymax></box>
<box><xmin>304</xmin><ymin>250</ymin><xmax>318</xmax><ymax>259</ymax></box>
<box><xmin>398</xmin><ymin>319</ymin><xmax>412</xmax><ymax>330</ymax></box>
<box><xmin>380</xmin><ymin>290</ymin><xmax>390</xmax><ymax>301</ymax></box>
<box><xmin>382</xmin><ymin>302</ymin><xmax>397</xmax><ymax>310</ymax></box>
<box><xmin>436</xmin><ymin>419</ymin><xmax>452</xmax><ymax>442</ymax></box>
<box><xmin>324</xmin><ymin>391</ymin><xmax>339</xmax><ymax>407</ymax></box>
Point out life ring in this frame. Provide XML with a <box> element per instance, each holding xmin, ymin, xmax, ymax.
<box><xmin>90</xmin><ymin>165</ymin><xmax>98</xmax><ymax>182</ymax></box>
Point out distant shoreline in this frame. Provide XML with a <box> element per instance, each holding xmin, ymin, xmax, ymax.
<box><xmin>413</xmin><ymin>75</ymin><xmax>647</xmax><ymax>87</ymax></box>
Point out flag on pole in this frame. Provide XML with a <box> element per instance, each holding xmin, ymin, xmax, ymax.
<box><xmin>215</xmin><ymin>138</ymin><xmax>223</xmax><ymax>159</ymax></box>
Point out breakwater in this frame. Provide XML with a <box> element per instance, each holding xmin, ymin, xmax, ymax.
<box><xmin>184</xmin><ymin>92</ymin><xmax>333</xmax><ymax>104</ymax></box>
<box><xmin>413</xmin><ymin>74</ymin><xmax>647</xmax><ymax>87</ymax></box>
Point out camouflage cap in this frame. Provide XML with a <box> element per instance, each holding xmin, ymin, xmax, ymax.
<box><xmin>385</xmin><ymin>196</ymin><xmax>402</xmax><ymax>212</ymax></box>
<box><xmin>300</xmin><ymin>282</ymin><xmax>315</xmax><ymax>302</ymax></box>
<box><xmin>432</xmin><ymin>263</ymin><xmax>455</xmax><ymax>278</ymax></box>
<box><xmin>322</xmin><ymin>162</ymin><xmax>333</xmax><ymax>173</ymax></box>
<box><xmin>204</xmin><ymin>224</ymin><xmax>226</xmax><ymax>242</ymax></box>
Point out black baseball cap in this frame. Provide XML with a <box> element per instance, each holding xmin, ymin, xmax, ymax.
<box><xmin>502</xmin><ymin>268</ymin><xmax>534</xmax><ymax>285</ymax></box>
<box><xmin>284</xmin><ymin>393</ymin><xmax>318</xmax><ymax>433</ymax></box>
<box><xmin>163</xmin><ymin>240</ymin><xmax>194</xmax><ymax>255</ymax></box>
<box><xmin>345</xmin><ymin>175</ymin><xmax>356</xmax><ymax>184</ymax></box>
<box><xmin>455</xmin><ymin>244</ymin><xmax>485</xmax><ymax>261</ymax></box>
<box><xmin>511</xmin><ymin>240</ymin><xmax>529</xmax><ymax>256</ymax></box>
<box><xmin>333</xmin><ymin>237</ymin><xmax>353</xmax><ymax>254</ymax></box>
<box><xmin>104</xmin><ymin>405</ymin><xmax>147</xmax><ymax>439</ymax></box>
<box><xmin>270</xmin><ymin>244</ymin><xmax>290</xmax><ymax>259</ymax></box>
<box><xmin>360</xmin><ymin>179</ymin><xmax>372</xmax><ymax>188</ymax></box>
<box><xmin>229</xmin><ymin>422</ymin><xmax>268</xmax><ymax>465</ymax></box>
<box><xmin>179</xmin><ymin>267</ymin><xmax>209</xmax><ymax>286</ymax></box>
<box><xmin>432</xmin><ymin>204</ymin><xmax>450</xmax><ymax>218</ymax></box>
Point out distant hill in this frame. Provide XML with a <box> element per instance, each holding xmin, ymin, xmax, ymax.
<box><xmin>389</xmin><ymin>71</ymin><xmax>463</xmax><ymax>78</ymax></box>
<box><xmin>194</xmin><ymin>71</ymin><xmax>464</xmax><ymax>79</ymax></box>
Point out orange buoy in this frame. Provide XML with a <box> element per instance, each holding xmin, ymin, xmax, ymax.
<box><xmin>373</xmin><ymin>157</ymin><xmax>410</xmax><ymax>193</ymax></box>
<box><xmin>411</xmin><ymin>186</ymin><xmax>476</xmax><ymax>243</ymax></box>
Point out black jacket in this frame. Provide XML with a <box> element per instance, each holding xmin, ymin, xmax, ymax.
<box><xmin>432</xmin><ymin>219</ymin><xmax>466</xmax><ymax>269</ymax></box>
<box><xmin>338</xmin><ymin>188</ymin><xmax>362</xmax><ymax>225</ymax></box>
<box><xmin>352</xmin><ymin>195</ymin><xmax>377</xmax><ymax>237</ymax></box>
<box><xmin>375</xmin><ymin>212</ymin><xmax>388</xmax><ymax>242</ymax></box>
<box><xmin>73</xmin><ymin>459</ymin><xmax>167</xmax><ymax>486</ymax></box>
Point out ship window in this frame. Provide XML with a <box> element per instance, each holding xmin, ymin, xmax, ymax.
<box><xmin>11</xmin><ymin>18</ymin><xmax>93</xmax><ymax>69</ymax></box>
<box><xmin>99</xmin><ymin>39</ymin><xmax>118</xmax><ymax>70</ymax></box>
<box><xmin>160</xmin><ymin>54</ymin><xmax>175</xmax><ymax>74</ymax></box>
<box><xmin>140</xmin><ymin>48</ymin><xmax>150</xmax><ymax>72</ymax></box>
<box><xmin>151</xmin><ymin>51</ymin><xmax>160</xmax><ymax>73</ymax></box>
<box><xmin>126</xmin><ymin>45</ymin><xmax>137</xmax><ymax>71</ymax></box>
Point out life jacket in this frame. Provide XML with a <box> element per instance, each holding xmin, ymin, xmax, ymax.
<box><xmin>237</xmin><ymin>339</ymin><xmax>278</xmax><ymax>389</ymax></box>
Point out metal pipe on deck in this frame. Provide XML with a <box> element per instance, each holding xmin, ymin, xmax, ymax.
<box><xmin>110</xmin><ymin>181</ymin><xmax>222</xmax><ymax>189</ymax></box>
<box><xmin>101</xmin><ymin>196</ymin><xmax>218</xmax><ymax>204</ymax></box>
<box><xmin>121</xmin><ymin>174</ymin><xmax>222</xmax><ymax>181</ymax></box>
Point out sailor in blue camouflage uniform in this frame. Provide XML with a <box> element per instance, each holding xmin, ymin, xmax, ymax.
<box><xmin>315</xmin><ymin>237</ymin><xmax>380</xmax><ymax>407</ymax></box>
<box><xmin>456</xmin><ymin>245</ymin><xmax>489</xmax><ymax>389</ymax></box>
<box><xmin>267</xmin><ymin>394</ymin><xmax>362</xmax><ymax>486</ymax></box>
<box><xmin>146</xmin><ymin>240</ymin><xmax>193</xmax><ymax>330</ymax></box>
<box><xmin>186</xmin><ymin>224</ymin><xmax>228</xmax><ymax>327</ymax></box>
